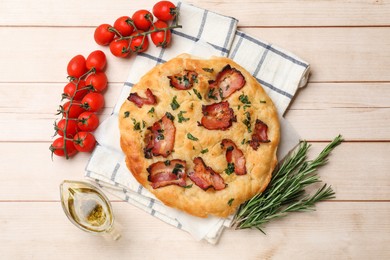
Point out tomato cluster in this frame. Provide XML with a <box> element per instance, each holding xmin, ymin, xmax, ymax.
<box><xmin>94</xmin><ymin>1</ymin><xmax>180</xmax><ymax>58</ymax></box>
<box><xmin>50</xmin><ymin>50</ymin><xmax>108</xmax><ymax>159</ymax></box>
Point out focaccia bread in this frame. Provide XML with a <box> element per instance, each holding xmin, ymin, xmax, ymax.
<box><xmin>119</xmin><ymin>54</ymin><xmax>280</xmax><ymax>218</ymax></box>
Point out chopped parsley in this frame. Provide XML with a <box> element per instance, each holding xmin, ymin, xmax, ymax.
<box><xmin>225</xmin><ymin>162</ymin><xmax>235</xmax><ymax>175</ymax></box>
<box><xmin>156</xmin><ymin>129</ymin><xmax>164</xmax><ymax>140</ymax></box>
<box><xmin>147</xmin><ymin>107</ymin><xmax>155</xmax><ymax>114</ymax></box>
<box><xmin>187</xmin><ymin>133</ymin><xmax>199</xmax><ymax>141</ymax></box>
<box><xmin>207</xmin><ymin>88</ymin><xmax>218</xmax><ymax>100</ymax></box>
<box><xmin>200</xmin><ymin>148</ymin><xmax>209</xmax><ymax>154</ymax></box>
<box><xmin>260</xmin><ymin>100</ymin><xmax>267</xmax><ymax>104</ymax></box>
<box><xmin>172</xmin><ymin>163</ymin><xmax>184</xmax><ymax>175</ymax></box>
<box><xmin>164</xmin><ymin>160</ymin><xmax>171</xmax><ymax>166</ymax></box>
<box><xmin>178</xmin><ymin>111</ymin><xmax>189</xmax><ymax>123</ymax></box>
<box><xmin>239</xmin><ymin>93</ymin><xmax>251</xmax><ymax>110</ymax></box>
<box><xmin>192</xmin><ymin>88</ymin><xmax>202</xmax><ymax>100</ymax></box>
<box><xmin>202</xmin><ymin>68</ymin><xmax>214</xmax><ymax>73</ymax></box>
<box><xmin>123</xmin><ymin>111</ymin><xmax>130</xmax><ymax>118</ymax></box>
<box><xmin>131</xmin><ymin>118</ymin><xmax>141</xmax><ymax>131</ymax></box>
<box><xmin>183</xmin><ymin>184</ymin><xmax>193</xmax><ymax>189</ymax></box>
<box><xmin>227</xmin><ymin>198</ymin><xmax>234</xmax><ymax>206</ymax></box>
<box><xmin>243</xmin><ymin>112</ymin><xmax>252</xmax><ymax>133</ymax></box>
<box><xmin>170</xmin><ymin>96</ymin><xmax>180</xmax><ymax>110</ymax></box>
<box><xmin>165</xmin><ymin>112</ymin><xmax>175</xmax><ymax>121</ymax></box>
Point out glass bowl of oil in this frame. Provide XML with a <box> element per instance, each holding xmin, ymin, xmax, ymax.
<box><xmin>60</xmin><ymin>180</ymin><xmax>121</xmax><ymax>240</ymax></box>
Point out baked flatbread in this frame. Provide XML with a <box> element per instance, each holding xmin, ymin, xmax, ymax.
<box><xmin>119</xmin><ymin>54</ymin><xmax>280</xmax><ymax>218</ymax></box>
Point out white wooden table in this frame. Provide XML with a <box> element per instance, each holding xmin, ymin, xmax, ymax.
<box><xmin>1</xmin><ymin>0</ymin><xmax>389</xmax><ymax>259</ymax></box>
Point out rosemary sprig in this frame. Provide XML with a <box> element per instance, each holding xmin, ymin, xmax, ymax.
<box><xmin>233</xmin><ymin>135</ymin><xmax>343</xmax><ymax>232</ymax></box>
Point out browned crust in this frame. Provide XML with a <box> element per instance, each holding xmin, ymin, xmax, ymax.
<box><xmin>118</xmin><ymin>54</ymin><xmax>280</xmax><ymax>218</ymax></box>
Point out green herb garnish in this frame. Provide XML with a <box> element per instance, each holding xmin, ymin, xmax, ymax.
<box><xmin>193</xmin><ymin>88</ymin><xmax>202</xmax><ymax>100</ymax></box>
<box><xmin>172</xmin><ymin>163</ymin><xmax>184</xmax><ymax>174</ymax></box>
<box><xmin>187</xmin><ymin>133</ymin><xmax>199</xmax><ymax>141</ymax></box>
<box><xmin>183</xmin><ymin>184</ymin><xmax>193</xmax><ymax>189</ymax></box>
<box><xmin>164</xmin><ymin>160</ymin><xmax>171</xmax><ymax>166</ymax></box>
<box><xmin>148</xmin><ymin>107</ymin><xmax>155</xmax><ymax>114</ymax></box>
<box><xmin>165</xmin><ymin>112</ymin><xmax>175</xmax><ymax>121</ymax></box>
<box><xmin>228</xmin><ymin>198</ymin><xmax>235</xmax><ymax>206</ymax></box>
<box><xmin>124</xmin><ymin>111</ymin><xmax>130</xmax><ymax>118</ymax></box>
<box><xmin>178</xmin><ymin>111</ymin><xmax>189</xmax><ymax>123</ymax></box>
<box><xmin>260</xmin><ymin>100</ymin><xmax>267</xmax><ymax>104</ymax></box>
<box><xmin>207</xmin><ymin>88</ymin><xmax>218</xmax><ymax>100</ymax></box>
<box><xmin>202</xmin><ymin>68</ymin><xmax>214</xmax><ymax>73</ymax></box>
<box><xmin>225</xmin><ymin>162</ymin><xmax>235</xmax><ymax>175</ymax></box>
<box><xmin>200</xmin><ymin>148</ymin><xmax>209</xmax><ymax>154</ymax></box>
<box><xmin>170</xmin><ymin>96</ymin><xmax>180</xmax><ymax>110</ymax></box>
<box><xmin>243</xmin><ymin>112</ymin><xmax>252</xmax><ymax>133</ymax></box>
<box><xmin>233</xmin><ymin>135</ymin><xmax>343</xmax><ymax>232</ymax></box>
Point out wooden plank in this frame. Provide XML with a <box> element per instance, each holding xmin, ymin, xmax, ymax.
<box><xmin>243</xmin><ymin>27</ymin><xmax>390</xmax><ymax>82</ymax></box>
<box><xmin>291</xmin><ymin>82</ymin><xmax>390</xmax><ymax>109</ymax></box>
<box><xmin>1</xmin><ymin>0</ymin><xmax>390</xmax><ymax>27</ymax></box>
<box><xmin>0</xmin><ymin>142</ymin><xmax>388</xmax><ymax>201</ymax></box>
<box><xmin>1</xmin><ymin>82</ymin><xmax>388</xmax><ymax>115</ymax></box>
<box><xmin>1</xmin><ymin>27</ymin><xmax>389</xmax><ymax>83</ymax></box>
<box><xmin>0</xmin><ymin>201</ymin><xmax>389</xmax><ymax>259</ymax></box>
<box><xmin>0</xmin><ymin>106</ymin><xmax>388</xmax><ymax>141</ymax></box>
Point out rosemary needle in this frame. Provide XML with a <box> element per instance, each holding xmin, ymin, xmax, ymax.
<box><xmin>233</xmin><ymin>135</ymin><xmax>343</xmax><ymax>232</ymax></box>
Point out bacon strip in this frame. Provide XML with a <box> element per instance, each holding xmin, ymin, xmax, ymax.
<box><xmin>198</xmin><ymin>101</ymin><xmax>236</xmax><ymax>130</ymax></box>
<box><xmin>249</xmin><ymin>119</ymin><xmax>270</xmax><ymax>150</ymax></box>
<box><xmin>128</xmin><ymin>88</ymin><xmax>157</xmax><ymax>108</ymax></box>
<box><xmin>188</xmin><ymin>157</ymin><xmax>226</xmax><ymax>191</ymax></box>
<box><xmin>221</xmin><ymin>139</ymin><xmax>247</xmax><ymax>175</ymax></box>
<box><xmin>168</xmin><ymin>70</ymin><xmax>198</xmax><ymax>90</ymax></box>
<box><xmin>207</xmin><ymin>65</ymin><xmax>246</xmax><ymax>101</ymax></box>
<box><xmin>144</xmin><ymin>113</ymin><xmax>176</xmax><ymax>158</ymax></box>
<box><xmin>147</xmin><ymin>160</ymin><xmax>187</xmax><ymax>189</ymax></box>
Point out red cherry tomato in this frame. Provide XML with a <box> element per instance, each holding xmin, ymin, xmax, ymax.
<box><xmin>73</xmin><ymin>132</ymin><xmax>96</xmax><ymax>152</ymax></box>
<box><xmin>67</xmin><ymin>55</ymin><xmax>87</xmax><ymax>78</ymax></box>
<box><xmin>86</xmin><ymin>50</ymin><xmax>107</xmax><ymax>72</ymax></box>
<box><xmin>132</xmin><ymin>10</ymin><xmax>153</xmax><ymax>31</ymax></box>
<box><xmin>109</xmin><ymin>39</ymin><xmax>130</xmax><ymax>58</ymax></box>
<box><xmin>77</xmin><ymin>112</ymin><xmax>99</xmax><ymax>132</ymax></box>
<box><xmin>153</xmin><ymin>1</ymin><xmax>177</xmax><ymax>21</ymax></box>
<box><xmin>85</xmin><ymin>72</ymin><xmax>108</xmax><ymax>92</ymax></box>
<box><xmin>62</xmin><ymin>101</ymin><xmax>85</xmax><ymax>118</ymax></box>
<box><xmin>94</xmin><ymin>24</ymin><xmax>116</xmax><ymax>46</ymax></box>
<box><xmin>50</xmin><ymin>137</ymin><xmax>78</xmax><ymax>158</ymax></box>
<box><xmin>81</xmin><ymin>92</ymin><xmax>105</xmax><ymax>112</ymax></box>
<box><xmin>151</xmin><ymin>20</ymin><xmax>172</xmax><ymax>48</ymax></box>
<box><xmin>56</xmin><ymin>118</ymin><xmax>79</xmax><ymax>138</ymax></box>
<box><xmin>63</xmin><ymin>80</ymin><xmax>89</xmax><ymax>101</ymax></box>
<box><xmin>114</xmin><ymin>16</ymin><xmax>135</xmax><ymax>37</ymax></box>
<box><xmin>129</xmin><ymin>31</ymin><xmax>149</xmax><ymax>53</ymax></box>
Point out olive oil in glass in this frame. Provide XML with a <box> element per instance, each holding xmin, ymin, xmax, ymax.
<box><xmin>60</xmin><ymin>180</ymin><xmax>121</xmax><ymax>240</ymax></box>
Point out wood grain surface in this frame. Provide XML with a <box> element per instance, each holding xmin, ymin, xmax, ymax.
<box><xmin>0</xmin><ymin>0</ymin><xmax>389</xmax><ymax>259</ymax></box>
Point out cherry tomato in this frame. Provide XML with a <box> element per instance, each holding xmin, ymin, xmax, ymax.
<box><xmin>50</xmin><ymin>137</ymin><xmax>78</xmax><ymax>158</ymax></box>
<box><xmin>85</xmin><ymin>72</ymin><xmax>108</xmax><ymax>92</ymax></box>
<box><xmin>132</xmin><ymin>10</ymin><xmax>153</xmax><ymax>31</ymax></box>
<box><xmin>63</xmin><ymin>80</ymin><xmax>89</xmax><ymax>100</ymax></box>
<box><xmin>129</xmin><ymin>31</ymin><xmax>149</xmax><ymax>53</ymax></box>
<box><xmin>94</xmin><ymin>24</ymin><xmax>116</xmax><ymax>46</ymax></box>
<box><xmin>114</xmin><ymin>16</ymin><xmax>135</xmax><ymax>37</ymax></box>
<box><xmin>56</xmin><ymin>118</ymin><xmax>79</xmax><ymax>138</ymax></box>
<box><xmin>151</xmin><ymin>20</ymin><xmax>171</xmax><ymax>48</ymax></box>
<box><xmin>86</xmin><ymin>50</ymin><xmax>107</xmax><ymax>71</ymax></box>
<box><xmin>67</xmin><ymin>55</ymin><xmax>87</xmax><ymax>78</ymax></box>
<box><xmin>81</xmin><ymin>92</ymin><xmax>105</xmax><ymax>112</ymax></box>
<box><xmin>109</xmin><ymin>39</ymin><xmax>130</xmax><ymax>58</ymax></box>
<box><xmin>73</xmin><ymin>132</ymin><xmax>96</xmax><ymax>152</ymax></box>
<box><xmin>153</xmin><ymin>1</ymin><xmax>177</xmax><ymax>21</ymax></box>
<box><xmin>62</xmin><ymin>101</ymin><xmax>85</xmax><ymax>118</ymax></box>
<box><xmin>77</xmin><ymin>112</ymin><xmax>99</xmax><ymax>132</ymax></box>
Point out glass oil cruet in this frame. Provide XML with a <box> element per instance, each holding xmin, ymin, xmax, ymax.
<box><xmin>60</xmin><ymin>180</ymin><xmax>121</xmax><ymax>240</ymax></box>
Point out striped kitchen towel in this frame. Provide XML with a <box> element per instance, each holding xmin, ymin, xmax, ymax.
<box><xmin>85</xmin><ymin>1</ymin><xmax>310</xmax><ymax>244</ymax></box>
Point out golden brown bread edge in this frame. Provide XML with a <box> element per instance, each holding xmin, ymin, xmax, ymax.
<box><xmin>119</xmin><ymin>54</ymin><xmax>280</xmax><ymax>218</ymax></box>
